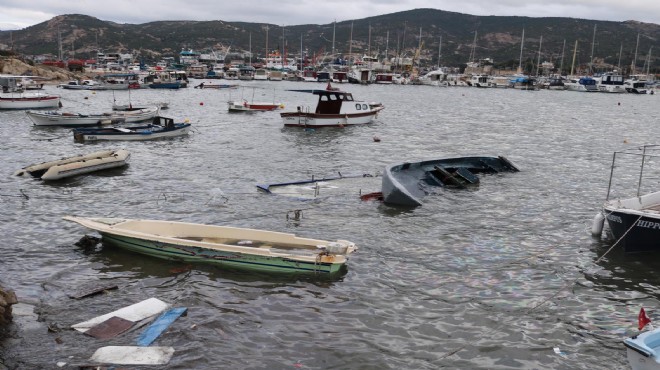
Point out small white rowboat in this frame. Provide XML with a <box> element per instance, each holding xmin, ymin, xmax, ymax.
<box><xmin>15</xmin><ymin>149</ymin><xmax>130</xmax><ymax>180</ymax></box>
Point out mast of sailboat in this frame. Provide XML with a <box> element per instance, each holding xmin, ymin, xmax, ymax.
<box><xmin>518</xmin><ymin>29</ymin><xmax>525</xmax><ymax>74</ymax></box>
<box><xmin>249</xmin><ymin>32</ymin><xmax>252</xmax><ymax>66</ymax></box>
<box><xmin>470</xmin><ymin>31</ymin><xmax>477</xmax><ymax>64</ymax></box>
<box><xmin>632</xmin><ymin>33</ymin><xmax>640</xmax><ymax>75</ymax></box>
<box><xmin>438</xmin><ymin>36</ymin><xmax>442</xmax><ymax>69</ymax></box>
<box><xmin>416</xmin><ymin>27</ymin><xmax>422</xmax><ymax>73</ymax></box>
<box><xmin>385</xmin><ymin>31</ymin><xmax>389</xmax><ymax>64</ymax></box>
<box><xmin>281</xmin><ymin>26</ymin><xmax>285</xmax><ymax>70</ymax></box>
<box><xmin>300</xmin><ymin>34</ymin><xmax>303</xmax><ymax>72</ymax></box>
<box><xmin>58</xmin><ymin>26</ymin><xmax>63</xmax><ymax>61</ymax></box>
<box><xmin>559</xmin><ymin>39</ymin><xmax>565</xmax><ymax>75</ymax></box>
<box><xmin>570</xmin><ymin>40</ymin><xmax>578</xmax><ymax>76</ymax></box>
<box><xmin>536</xmin><ymin>36</ymin><xmax>543</xmax><ymax>76</ymax></box>
<box><xmin>265</xmin><ymin>26</ymin><xmax>269</xmax><ymax>65</ymax></box>
<box><xmin>348</xmin><ymin>22</ymin><xmax>353</xmax><ymax>68</ymax></box>
<box><xmin>617</xmin><ymin>44</ymin><xmax>622</xmax><ymax>71</ymax></box>
<box><xmin>589</xmin><ymin>24</ymin><xmax>597</xmax><ymax>74</ymax></box>
<box><xmin>332</xmin><ymin>20</ymin><xmax>336</xmax><ymax>56</ymax></box>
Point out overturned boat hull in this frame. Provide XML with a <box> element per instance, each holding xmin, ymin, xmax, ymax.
<box><xmin>382</xmin><ymin>156</ymin><xmax>519</xmax><ymax>207</ymax></box>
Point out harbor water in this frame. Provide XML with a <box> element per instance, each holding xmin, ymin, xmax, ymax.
<box><xmin>1</xmin><ymin>82</ymin><xmax>659</xmax><ymax>369</ymax></box>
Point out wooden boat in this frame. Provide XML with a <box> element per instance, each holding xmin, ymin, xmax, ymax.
<box><xmin>73</xmin><ymin>116</ymin><xmax>191</xmax><ymax>142</ymax></box>
<box><xmin>112</xmin><ymin>102</ymin><xmax>169</xmax><ymax>111</ymax></box>
<box><xmin>281</xmin><ymin>84</ymin><xmax>384</xmax><ymax>127</ymax></box>
<box><xmin>15</xmin><ymin>149</ymin><xmax>129</xmax><ymax>181</ymax></box>
<box><xmin>382</xmin><ymin>156</ymin><xmax>520</xmax><ymax>207</ymax></box>
<box><xmin>592</xmin><ymin>145</ymin><xmax>660</xmax><ymax>252</ymax></box>
<box><xmin>228</xmin><ymin>100</ymin><xmax>283</xmax><ymax>112</ymax></box>
<box><xmin>63</xmin><ymin>216</ymin><xmax>357</xmax><ymax>274</ymax></box>
<box><xmin>624</xmin><ymin>325</ymin><xmax>660</xmax><ymax>369</ymax></box>
<box><xmin>26</xmin><ymin>106</ymin><xmax>160</xmax><ymax>127</ymax></box>
<box><xmin>0</xmin><ymin>93</ymin><xmax>61</xmax><ymax>110</ymax></box>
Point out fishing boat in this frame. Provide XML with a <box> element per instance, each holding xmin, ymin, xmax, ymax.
<box><xmin>624</xmin><ymin>326</ymin><xmax>660</xmax><ymax>370</ymax></box>
<box><xmin>591</xmin><ymin>145</ymin><xmax>660</xmax><ymax>253</ymax></box>
<box><xmin>15</xmin><ymin>149</ymin><xmax>129</xmax><ymax>181</ymax></box>
<box><xmin>112</xmin><ymin>102</ymin><xmax>169</xmax><ymax>111</ymax></box>
<box><xmin>565</xmin><ymin>77</ymin><xmax>599</xmax><ymax>92</ymax></box>
<box><xmin>281</xmin><ymin>84</ymin><xmax>384</xmax><ymax>127</ymax></box>
<box><xmin>382</xmin><ymin>156</ymin><xmax>520</xmax><ymax>207</ymax></box>
<box><xmin>0</xmin><ymin>93</ymin><xmax>61</xmax><ymax>110</ymax></box>
<box><xmin>26</xmin><ymin>106</ymin><xmax>160</xmax><ymax>127</ymax></box>
<box><xmin>73</xmin><ymin>116</ymin><xmax>191</xmax><ymax>142</ymax></box>
<box><xmin>194</xmin><ymin>82</ymin><xmax>238</xmax><ymax>89</ymax></box>
<box><xmin>63</xmin><ymin>216</ymin><xmax>357</xmax><ymax>274</ymax></box>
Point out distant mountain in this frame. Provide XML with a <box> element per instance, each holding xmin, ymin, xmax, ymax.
<box><xmin>1</xmin><ymin>9</ymin><xmax>658</xmax><ymax>74</ymax></box>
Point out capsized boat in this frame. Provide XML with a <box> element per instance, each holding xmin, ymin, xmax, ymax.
<box><xmin>624</xmin><ymin>326</ymin><xmax>660</xmax><ymax>370</ymax></box>
<box><xmin>63</xmin><ymin>216</ymin><xmax>357</xmax><ymax>274</ymax></box>
<box><xmin>281</xmin><ymin>83</ymin><xmax>384</xmax><ymax>127</ymax></box>
<box><xmin>0</xmin><ymin>92</ymin><xmax>61</xmax><ymax>110</ymax></box>
<box><xmin>15</xmin><ymin>149</ymin><xmax>129</xmax><ymax>181</ymax></box>
<box><xmin>257</xmin><ymin>173</ymin><xmax>380</xmax><ymax>200</ymax></box>
<box><xmin>591</xmin><ymin>145</ymin><xmax>660</xmax><ymax>252</ymax></box>
<box><xmin>382</xmin><ymin>156</ymin><xmax>520</xmax><ymax>207</ymax></box>
<box><xmin>73</xmin><ymin>116</ymin><xmax>191</xmax><ymax>142</ymax></box>
<box><xmin>26</xmin><ymin>106</ymin><xmax>160</xmax><ymax>127</ymax></box>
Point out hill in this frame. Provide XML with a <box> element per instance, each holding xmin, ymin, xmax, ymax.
<box><xmin>0</xmin><ymin>9</ymin><xmax>658</xmax><ymax>74</ymax></box>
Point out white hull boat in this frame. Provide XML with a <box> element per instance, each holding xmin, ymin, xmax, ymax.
<box><xmin>625</xmin><ymin>326</ymin><xmax>660</xmax><ymax>370</ymax></box>
<box><xmin>15</xmin><ymin>149</ymin><xmax>130</xmax><ymax>180</ymax></box>
<box><xmin>0</xmin><ymin>93</ymin><xmax>61</xmax><ymax>110</ymax></box>
<box><xmin>26</xmin><ymin>107</ymin><xmax>160</xmax><ymax>127</ymax></box>
<box><xmin>281</xmin><ymin>85</ymin><xmax>384</xmax><ymax>127</ymax></box>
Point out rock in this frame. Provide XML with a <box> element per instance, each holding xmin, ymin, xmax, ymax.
<box><xmin>0</xmin><ymin>284</ymin><xmax>18</xmax><ymax>326</ymax></box>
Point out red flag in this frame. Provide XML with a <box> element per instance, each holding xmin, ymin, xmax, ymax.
<box><xmin>639</xmin><ymin>307</ymin><xmax>651</xmax><ymax>330</ymax></box>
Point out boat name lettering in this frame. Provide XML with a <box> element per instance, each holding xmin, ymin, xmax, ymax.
<box><xmin>606</xmin><ymin>214</ymin><xmax>623</xmax><ymax>223</ymax></box>
<box><xmin>636</xmin><ymin>220</ymin><xmax>660</xmax><ymax>229</ymax></box>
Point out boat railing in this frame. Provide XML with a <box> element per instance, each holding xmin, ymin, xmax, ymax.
<box><xmin>606</xmin><ymin>144</ymin><xmax>660</xmax><ymax>201</ymax></box>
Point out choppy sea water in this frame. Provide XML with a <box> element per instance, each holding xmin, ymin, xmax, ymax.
<box><xmin>1</xmin><ymin>81</ymin><xmax>660</xmax><ymax>369</ymax></box>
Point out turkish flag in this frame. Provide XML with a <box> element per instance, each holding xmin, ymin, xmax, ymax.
<box><xmin>639</xmin><ymin>307</ymin><xmax>652</xmax><ymax>330</ymax></box>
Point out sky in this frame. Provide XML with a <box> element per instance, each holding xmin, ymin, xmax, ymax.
<box><xmin>0</xmin><ymin>0</ymin><xmax>659</xmax><ymax>30</ymax></box>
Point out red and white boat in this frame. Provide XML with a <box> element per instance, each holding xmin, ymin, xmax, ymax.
<box><xmin>0</xmin><ymin>92</ymin><xmax>61</xmax><ymax>110</ymax></box>
<box><xmin>280</xmin><ymin>83</ymin><xmax>384</xmax><ymax>128</ymax></box>
<box><xmin>228</xmin><ymin>100</ymin><xmax>283</xmax><ymax>112</ymax></box>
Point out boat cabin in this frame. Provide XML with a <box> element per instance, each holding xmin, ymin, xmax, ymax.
<box><xmin>313</xmin><ymin>90</ymin><xmax>355</xmax><ymax>114</ymax></box>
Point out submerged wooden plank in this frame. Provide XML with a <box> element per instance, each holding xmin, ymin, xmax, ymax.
<box><xmin>137</xmin><ymin>307</ymin><xmax>187</xmax><ymax>346</ymax></box>
<box><xmin>69</xmin><ymin>283</ymin><xmax>119</xmax><ymax>300</ymax></box>
<box><xmin>72</xmin><ymin>298</ymin><xmax>169</xmax><ymax>333</ymax></box>
<box><xmin>84</xmin><ymin>316</ymin><xmax>134</xmax><ymax>339</ymax></box>
<box><xmin>89</xmin><ymin>346</ymin><xmax>174</xmax><ymax>365</ymax></box>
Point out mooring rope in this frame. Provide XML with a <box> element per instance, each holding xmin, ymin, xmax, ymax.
<box><xmin>437</xmin><ymin>212</ymin><xmax>644</xmax><ymax>361</ymax></box>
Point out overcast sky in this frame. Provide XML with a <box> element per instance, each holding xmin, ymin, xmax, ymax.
<box><xmin>1</xmin><ymin>0</ymin><xmax>658</xmax><ymax>30</ymax></box>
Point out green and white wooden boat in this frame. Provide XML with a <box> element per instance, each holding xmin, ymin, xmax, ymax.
<box><xmin>63</xmin><ymin>216</ymin><xmax>356</xmax><ymax>274</ymax></box>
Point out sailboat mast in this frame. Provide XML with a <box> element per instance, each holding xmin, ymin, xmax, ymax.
<box><xmin>518</xmin><ymin>29</ymin><xmax>525</xmax><ymax>73</ymax></box>
<box><xmin>332</xmin><ymin>20</ymin><xmax>336</xmax><ymax>55</ymax></box>
<box><xmin>632</xmin><ymin>33</ymin><xmax>640</xmax><ymax>75</ymax></box>
<box><xmin>348</xmin><ymin>22</ymin><xmax>353</xmax><ymax>67</ymax></box>
<box><xmin>589</xmin><ymin>24</ymin><xmax>597</xmax><ymax>74</ymax></box>
<box><xmin>470</xmin><ymin>31</ymin><xmax>477</xmax><ymax>63</ymax></box>
<box><xmin>617</xmin><ymin>44</ymin><xmax>622</xmax><ymax>70</ymax></box>
<box><xmin>570</xmin><ymin>40</ymin><xmax>578</xmax><ymax>76</ymax></box>
<box><xmin>265</xmin><ymin>26</ymin><xmax>269</xmax><ymax>64</ymax></box>
<box><xmin>536</xmin><ymin>35</ymin><xmax>543</xmax><ymax>76</ymax></box>
<box><xmin>249</xmin><ymin>32</ymin><xmax>252</xmax><ymax>66</ymax></box>
<box><xmin>438</xmin><ymin>36</ymin><xmax>442</xmax><ymax>68</ymax></box>
<box><xmin>300</xmin><ymin>34</ymin><xmax>303</xmax><ymax>71</ymax></box>
<box><xmin>559</xmin><ymin>39</ymin><xmax>565</xmax><ymax>75</ymax></box>
<box><xmin>385</xmin><ymin>31</ymin><xmax>389</xmax><ymax>63</ymax></box>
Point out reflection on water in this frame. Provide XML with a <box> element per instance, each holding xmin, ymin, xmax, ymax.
<box><xmin>1</xmin><ymin>82</ymin><xmax>659</xmax><ymax>368</ymax></box>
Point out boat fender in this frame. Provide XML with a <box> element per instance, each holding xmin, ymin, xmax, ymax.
<box><xmin>591</xmin><ymin>212</ymin><xmax>605</xmax><ymax>237</ymax></box>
